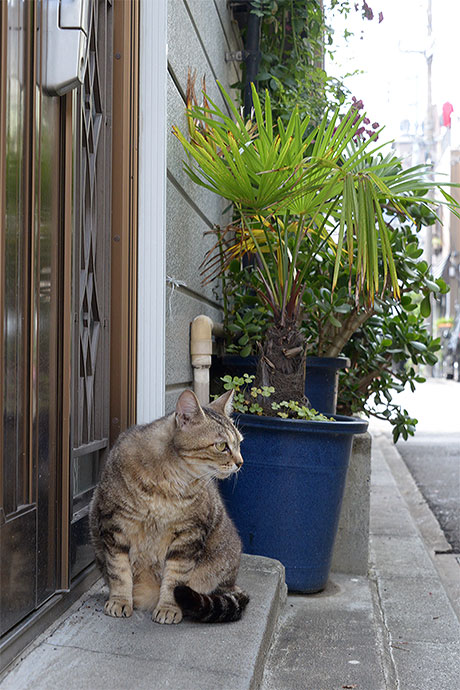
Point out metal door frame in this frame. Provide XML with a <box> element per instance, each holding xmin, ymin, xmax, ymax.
<box><xmin>0</xmin><ymin>0</ymin><xmax>72</xmax><ymax>665</ymax></box>
<box><xmin>0</xmin><ymin>0</ymin><xmax>140</xmax><ymax>670</ymax></box>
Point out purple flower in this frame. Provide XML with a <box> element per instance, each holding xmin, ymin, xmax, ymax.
<box><xmin>364</xmin><ymin>117</ymin><xmax>370</xmax><ymax>124</ymax></box>
<box><xmin>372</xmin><ymin>122</ymin><xmax>379</xmax><ymax>129</ymax></box>
<box><xmin>362</xmin><ymin>1</ymin><xmax>374</xmax><ymax>20</ymax></box>
<box><xmin>379</xmin><ymin>12</ymin><xmax>384</xmax><ymax>23</ymax></box>
<box><xmin>356</xmin><ymin>126</ymin><xmax>366</xmax><ymax>136</ymax></box>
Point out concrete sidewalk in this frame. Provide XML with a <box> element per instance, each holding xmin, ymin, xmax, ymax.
<box><xmin>261</xmin><ymin>433</ymin><xmax>460</xmax><ymax>690</ymax></box>
<box><xmin>2</xmin><ymin>433</ymin><xmax>459</xmax><ymax>690</ymax></box>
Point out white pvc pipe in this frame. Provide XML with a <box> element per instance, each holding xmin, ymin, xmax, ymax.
<box><xmin>190</xmin><ymin>315</ymin><xmax>213</xmax><ymax>405</ymax></box>
<box><xmin>190</xmin><ymin>316</ymin><xmax>224</xmax><ymax>405</ymax></box>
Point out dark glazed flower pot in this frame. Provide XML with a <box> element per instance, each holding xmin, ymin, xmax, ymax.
<box><xmin>211</xmin><ymin>354</ymin><xmax>258</xmax><ymax>382</ymax></box>
<box><xmin>305</xmin><ymin>356</ymin><xmax>350</xmax><ymax>415</ymax></box>
<box><xmin>220</xmin><ymin>412</ymin><xmax>368</xmax><ymax>593</ymax></box>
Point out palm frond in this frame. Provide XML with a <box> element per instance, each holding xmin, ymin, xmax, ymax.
<box><xmin>174</xmin><ymin>76</ymin><xmax>460</xmax><ymax>317</ymax></box>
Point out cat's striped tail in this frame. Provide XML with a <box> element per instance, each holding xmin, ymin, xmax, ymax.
<box><xmin>174</xmin><ymin>585</ymin><xmax>249</xmax><ymax>623</ymax></box>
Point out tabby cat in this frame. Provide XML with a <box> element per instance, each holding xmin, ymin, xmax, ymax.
<box><xmin>89</xmin><ymin>389</ymin><xmax>249</xmax><ymax>625</ymax></box>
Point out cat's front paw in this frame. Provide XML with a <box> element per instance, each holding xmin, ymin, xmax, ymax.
<box><xmin>152</xmin><ymin>604</ymin><xmax>183</xmax><ymax>625</ymax></box>
<box><xmin>104</xmin><ymin>598</ymin><xmax>133</xmax><ymax>618</ymax></box>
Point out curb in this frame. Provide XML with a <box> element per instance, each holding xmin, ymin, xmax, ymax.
<box><xmin>374</xmin><ymin>432</ymin><xmax>460</xmax><ymax>620</ymax></box>
<box><xmin>370</xmin><ymin>432</ymin><xmax>460</xmax><ymax>689</ymax></box>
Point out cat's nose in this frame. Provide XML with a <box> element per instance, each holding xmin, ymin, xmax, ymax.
<box><xmin>235</xmin><ymin>456</ymin><xmax>243</xmax><ymax>469</ymax></box>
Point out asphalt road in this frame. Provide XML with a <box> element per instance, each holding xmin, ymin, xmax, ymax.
<box><xmin>371</xmin><ymin>377</ymin><xmax>460</xmax><ymax>553</ymax></box>
<box><xmin>397</xmin><ymin>431</ymin><xmax>460</xmax><ymax>553</ymax></box>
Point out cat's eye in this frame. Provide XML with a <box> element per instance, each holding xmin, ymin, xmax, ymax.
<box><xmin>215</xmin><ymin>441</ymin><xmax>228</xmax><ymax>452</ymax></box>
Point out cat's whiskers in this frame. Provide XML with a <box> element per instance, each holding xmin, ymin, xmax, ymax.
<box><xmin>199</xmin><ymin>475</ymin><xmax>217</xmax><ymax>493</ymax></box>
<box><xmin>184</xmin><ymin>466</ymin><xmax>214</xmax><ymax>490</ymax></box>
<box><xmin>194</xmin><ymin>467</ymin><xmax>219</xmax><ymax>488</ymax></box>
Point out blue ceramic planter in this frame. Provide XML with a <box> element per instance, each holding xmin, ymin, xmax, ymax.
<box><xmin>220</xmin><ymin>412</ymin><xmax>368</xmax><ymax>593</ymax></box>
<box><xmin>305</xmin><ymin>356</ymin><xmax>350</xmax><ymax>415</ymax></box>
<box><xmin>211</xmin><ymin>355</ymin><xmax>258</xmax><ymax>381</ymax></box>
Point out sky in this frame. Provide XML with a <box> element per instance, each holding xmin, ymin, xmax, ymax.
<box><xmin>326</xmin><ymin>0</ymin><xmax>460</xmax><ymax>144</ymax></box>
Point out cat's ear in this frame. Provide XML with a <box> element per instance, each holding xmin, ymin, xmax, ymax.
<box><xmin>209</xmin><ymin>389</ymin><xmax>234</xmax><ymax>417</ymax></box>
<box><xmin>175</xmin><ymin>390</ymin><xmax>205</xmax><ymax>428</ymax></box>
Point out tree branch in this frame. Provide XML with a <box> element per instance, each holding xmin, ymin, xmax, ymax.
<box><xmin>323</xmin><ymin>307</ymin><xmax>374</xmax><ymax>357</ymax></box>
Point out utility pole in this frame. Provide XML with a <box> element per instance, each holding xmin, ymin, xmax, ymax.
<box><xmin>425</xmin><ymin>0</ymin><xmax>434</xmax><ymax>339</ymax></box>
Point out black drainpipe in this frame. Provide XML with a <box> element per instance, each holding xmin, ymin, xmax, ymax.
<box><xmin>243</xmin><ymin>3</ymin><xmax>262</xmax><ymax>118</ymax></box>
<box><xmin>229</xmin><ymin>1</ymin><xmax>262</xmax><ymax>118</ymax></box>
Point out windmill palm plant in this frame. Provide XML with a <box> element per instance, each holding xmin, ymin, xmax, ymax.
<box><xmin>173</xmin><ymin>80</ymin><xmax>459</xmax><ymax>408</ymax></box>
<box><xmin>299</xmin><ymin>149</ymin><xmax>456</xmax><ymax>355</ymax></box>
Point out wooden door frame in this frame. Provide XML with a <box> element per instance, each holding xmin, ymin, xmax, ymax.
<box><xmin>110</xmin><ymin>0</ymin><xmax>139</xmax><ymax>443</ymax></box>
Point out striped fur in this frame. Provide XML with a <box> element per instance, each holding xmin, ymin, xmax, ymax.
<box><xmin>174</xmin><ymin>585</ymin><xmax>250</xmax><ymax>623</ymax></box>
<box><xmin>89</xmin><ymin>389</ymin><xmax>249</xmax><ymax>625</ymax></box>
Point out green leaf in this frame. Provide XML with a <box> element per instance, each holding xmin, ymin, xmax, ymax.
<box><xmin>328</xmin><ymin>314</ymin><xmax>343</xmax><ymax>328</ymax></box>
<box><xmin>424</xmin><ymin>278</ymin><xmax>440</xmax><ymax>293</ymax></box>
<box><xmin>420</xmin><ymin>295</ymin><xmax>431</xmax><ymax>318</ymax></box>
<box><xmin>334</xmin><ymin>303</ymin><xmax>353</xmax><ymax>314</ymax></box>
<box><xmin>245</xmin><ymin>323</ymin><xmax>260</xmax><ymax>333</ymax></box>
<box><xmin>409</xmin><ymin>341</ymin><xmax>427</xmax><ymax>352</ymax></box>
<box><xmin>436</xmin><ymin>278</ymin><xmax>449</xmax><ymax>294</ymax></box>
<box><xmin>227</xmin><ymin>323</ymin><xmax>241</xmax><ymax>333</ymax></box>
<box><xmin>417</xmin><ymin>260</ymin><xmax>428</xmax><ymax>273</ymax></box>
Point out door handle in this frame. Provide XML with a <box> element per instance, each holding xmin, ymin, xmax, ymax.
<box><xmin>41</xmin><ymin>0</ymin><xmax>92</xmax><ymax>96</ymax></box>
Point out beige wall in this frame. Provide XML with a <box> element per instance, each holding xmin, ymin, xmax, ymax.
<box><xmin>165</xmin><ymin>0</ymin><xmax>242</xmax><ymax>411</ymax></box>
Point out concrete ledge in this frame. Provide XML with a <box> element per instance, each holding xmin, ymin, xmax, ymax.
<box><xmin>0</xmin><ymin>555</ymin><xmax>286</xmax><ymax>690</ymax></box>
<box><xmin>332</xmin><ymin>431</ymin><xmax>371</xmax><ymax>575</ymax></box>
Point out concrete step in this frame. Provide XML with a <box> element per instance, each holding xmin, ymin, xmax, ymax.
<box><xmin>0</xmin><ymin>555</ymin><xmax>286</xmax><ymax>690</ymax></box>
<box><xmin>260</xmin><ymin>572</ymin><xmax>388</xmax><ymax>690</ymax></box>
